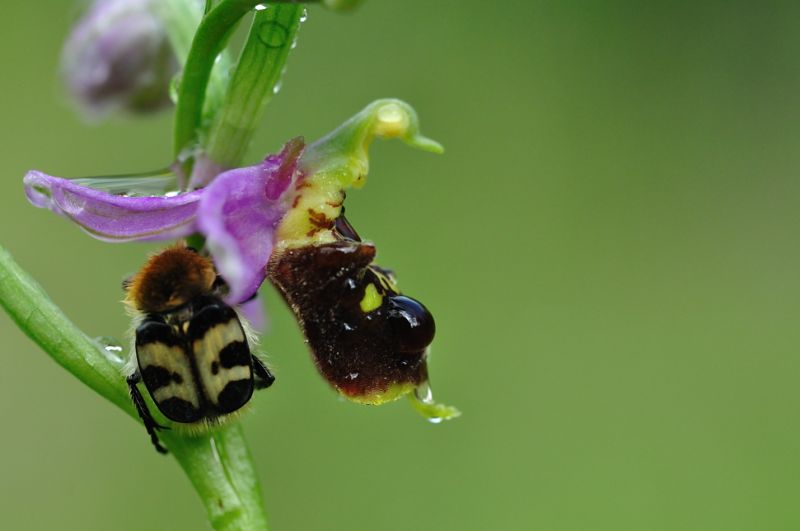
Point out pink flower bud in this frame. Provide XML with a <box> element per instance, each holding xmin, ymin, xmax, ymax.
<box><xmin>61</xmin><ymin>0</ymin><xmax>178</xmax><ymax>116</ymax></box>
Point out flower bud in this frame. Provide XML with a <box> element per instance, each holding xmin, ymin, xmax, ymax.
<box><xmin>61</xmin><ymin>0</ymin><xmax>178</xmax><ymax>116</ymax></box>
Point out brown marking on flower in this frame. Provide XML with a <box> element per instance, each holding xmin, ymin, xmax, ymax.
<box><xmin>304</xmin><ymin>208</ymin><xmax>334</xmax><ymax>237</ymax></box>
<box><xmin>308</xmin><ymin>208</ymin><xmax>332</xmax><ymax>228</ymax></box>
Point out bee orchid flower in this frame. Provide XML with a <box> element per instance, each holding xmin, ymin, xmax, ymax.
<box><xmin>23</xmin><ymin>99</ymin><xmax>459</xmax><ymax>420</ymax></box>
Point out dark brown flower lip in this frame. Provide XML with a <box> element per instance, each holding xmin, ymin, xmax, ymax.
<box><xmin>268</xmin><ymin>238</ymin><xmax>435</xmax><ymax>404</ymax></box>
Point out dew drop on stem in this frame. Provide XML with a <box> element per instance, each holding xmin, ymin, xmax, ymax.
<box><xmin>94</xmin><ymin>336</ymin><xmax>125</xmax><ymax>367</ymax></box>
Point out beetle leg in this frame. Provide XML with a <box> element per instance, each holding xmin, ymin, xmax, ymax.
<box><xmin>127</xmin><ymin>372</ymin><xmax>169</xmax><ymax>454</ymax></box>
<box><xmin>252</xmin><ymin>355</ymin><xmax>276</xmax><ymax>390</ymax></box>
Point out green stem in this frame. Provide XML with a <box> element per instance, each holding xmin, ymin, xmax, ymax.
<box><xmin>0</xmin><ymin>245</ymin><xmax>131</xmax><ymax>412</ymax></box>
<box><xmin>173</xmin><ymin>0</ymin><xmax>264</xmax><ymax>169</ymax></box>
<box><xmin>170</xmin><ymin>425</ymin><xmax>269</xmax><ymax>531</ymax></box>
<box><xmin>205</xmin><ymin>4</ymin><xmax>304</xmax><ymax>170</ymax></box>
<box><xmin>0</xmin><ymin>244</ymin><xmax>268</xmax><ymax>531</ymax></box>
<box><xmin>158</xmin><ymin>0</ymin><xmax>233</xmax><ymax>139</ymax></box>
<box><xmin>169</xmin><ymin>0</ymin><xmax>359</xmax><ymax>170</ymax></box>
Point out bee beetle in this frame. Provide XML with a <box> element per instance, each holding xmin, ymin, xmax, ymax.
<box><xmin>123</xmin><ymin>245</ymin><xmax>274</xmax><ymax>453</ymax></box>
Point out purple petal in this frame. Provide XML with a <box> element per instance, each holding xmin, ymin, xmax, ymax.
<box><xmin>239</xmin><ymin>294</ymin><xmax>269</xmax><ymax>333</ymax></box>
<box><xmin>24</xmin><ymin>171</ymin><xmax>202</xmax><ymax>241</ymax></box>
<box><xmin>198</xmin><ymin>139</ymin><xmax>304</xmax><ymax>304</ymax></box>
<box><xmin>188</xmin><ymin>152</ymin><xmax>226</xmax><ymax>191</ymax></box>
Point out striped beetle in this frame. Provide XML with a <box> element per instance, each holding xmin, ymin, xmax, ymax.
<box><xmin>123</xmin><ymin>245</ymin><xmax>274</xmax><ymax>453</ymax></box>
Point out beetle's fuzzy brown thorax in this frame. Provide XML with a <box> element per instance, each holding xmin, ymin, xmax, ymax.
<box><xmin>125</xmin><ymin>245</ymin><xmax>216</xmax><ymax>313</ymax></box>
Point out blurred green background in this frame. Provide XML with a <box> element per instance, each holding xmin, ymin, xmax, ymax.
<box><xmin>2</xmin><ymin>1</ymin><xmax>800</xmax><ymax>529</ymax></box>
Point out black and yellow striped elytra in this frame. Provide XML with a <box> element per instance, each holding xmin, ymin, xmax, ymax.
<box><xmin>137</xmin><ymin>295</ymin><xmax>256</xmax><ymax>421</ymax></box>
<box><xmin>127</xmin><ymin>295</ymin><xmax>274</xmax><ymax>453</ymax></box>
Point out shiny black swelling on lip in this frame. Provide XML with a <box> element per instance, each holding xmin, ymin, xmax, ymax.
<box><xmin>386</xmin><ymin>296</ymin><xmax>435</xmax><ymax>353</ymax></box>
<box><xmin>267</xmin><ymin>238</ymin><xmax>435</xmax><ymax>400</ymax></box>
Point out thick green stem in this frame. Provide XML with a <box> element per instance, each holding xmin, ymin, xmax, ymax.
<box><xmin>0</xmin><ymin>245</ymin><xmax>132</xmax><ymax>413</ymax></box>
<box><xmin>172</xmin><ymin>0</ymin><xmax>361</xmax><ymax>172</ymax></box>
<box><xmin>0</xmin><ymin>244</ymin><xmax>268</xmax><ymax>531</ymax></box>
<box><xmin>159</xmin><ymin>0</ymin><xmax>233</xmax><ymax>139</ymax></box>
<box><xmin>205</xmin><ymin>4</ymin><xmax>304</xmax><ymax>170</ymax></box>
<box><xmin>170</xmin><ymin>425</ymin><xmax>269</xmax><ymax>531</ymax></box>
<box><xmin>173</xmin><ymin>0</ymin><xmax>264</xmax><ymax>167</ymax></box>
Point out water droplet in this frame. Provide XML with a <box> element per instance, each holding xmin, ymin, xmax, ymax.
<box><xmin>415</xmin><ymin>380</ymin><xmax>433</xmax><ymax>403</ymax></box>
<box><xmin>95</xmin><ymin>336</ymin><xmax>125</xmax><ymax>366</ymax></box>
<box><xmin>177</xmin><ymin>143</ymin><xmax>202</xmax><ymax>164</ymax></box>
<box><xmin>209</xmin><ymin>435</ymin><xmax>222</xmax><ymax>462</ymax></box>
<box><xmin>258</xmin><ymin>21</ymin><xmax>289</xmax><ymax>48</ymax></box>
<box><xmin>272</xmin><ymin>79</ymin><xmax>282</xmax><ymax>94</ymax></box>
<box><xmin>255</xmin><ymin>3</ymin><xmax>267</xmax><ymax>11</ymax></box>
<box><xmin>169</xmin><ymin>74</ymin><xmax>181</xmax><ymax>104</ymax></box>
<box><xmin>408</xmin><ymin>379</ymin><xmax>461</xmax><ymax>423</ymax></box>
<box><xmin>300</xmin><ymin>8</ymin><xmax>308</xmax><ymax>22</ymax></box>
